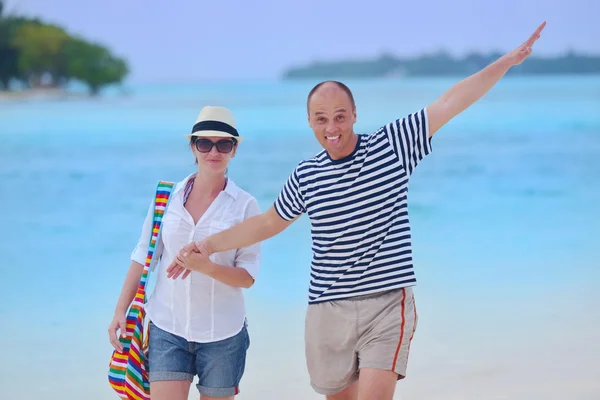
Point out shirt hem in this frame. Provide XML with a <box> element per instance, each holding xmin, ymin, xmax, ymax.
<box><xmin>147</xmin><ymin>312</ymin><xmax>247</xmax><ymax>343</ymax></box>
<box><xmin>307</xmin><ymin>280</ymin><xmax>417</xmax><ymax>305</ymax></box>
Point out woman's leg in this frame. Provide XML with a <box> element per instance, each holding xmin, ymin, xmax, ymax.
<box><xmin>195</xmin><ymin>323</ymin><xmax>250</xmax><ymax>399</ymax></box>
<box><xmin>151</xmin><ymin>381</ymin><xmax>192</xmax><ymax>400</ymax></box>
<box><xmin>148</xmin><ymin>321</ymin><xmax>196</xmax><ymax>400</ymax></box>
<box><xmin>200</xmin><ymin>394</ymin><xmax>233</xmax><ymax>400</ymax></box>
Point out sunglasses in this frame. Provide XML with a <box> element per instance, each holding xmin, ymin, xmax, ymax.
<box><xmin>194</xmin><ymin>138</ymin><xmax>236</xmax><ymax>153</ymax></box>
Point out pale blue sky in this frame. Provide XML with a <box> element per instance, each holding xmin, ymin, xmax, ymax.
<box><xmin>6</xmin><ymin>0</ymin><xmax>599</xmax><ymax>82</ymax></box>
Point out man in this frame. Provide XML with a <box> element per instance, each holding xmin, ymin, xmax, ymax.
<box><xmin>166</xmin><ymin>22</ymin><xmax>546</xmax><ymax>400</ymax></box>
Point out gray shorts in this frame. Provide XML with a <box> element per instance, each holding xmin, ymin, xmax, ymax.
<box><xmin>305</xmin><ymin>287</ymin><xmax>418</xmax><ymax>395</ymax></box>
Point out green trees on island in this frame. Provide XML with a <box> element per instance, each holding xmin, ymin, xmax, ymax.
<box><xmin>283</xmin><ymin>50</ymin><xmax>600</xmax><ymax>80</ymax></box>
<box><xmin>0</xmin><ymin>1</ymin><xmax>129</xmax><ymax>95</ymax></box>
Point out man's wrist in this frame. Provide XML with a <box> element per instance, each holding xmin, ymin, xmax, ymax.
<box><xmin>197</xmin><ymin>238</ymin><xmax>215</xmax><ymax>255</ymax></box>
<box><xmin>495</xmin><ymin>54</ymin><xmax>515</xmax><ymax>70</ymax></box>
<box><xmin>205</xmin><ymin>261</ymin><xmax>219</xmax><ymax>277</ymax></box>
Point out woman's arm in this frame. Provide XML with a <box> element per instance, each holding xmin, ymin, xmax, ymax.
<box><xmin>113</xmin><ymin>261</ymin><xmax>144</xmax><ymax>314</ymax></box>
<box><xmin>185</xmin><ymin>253</ymin><xmax>255</xmax><ymax>288</ymax></box>
<box><xmin>108</xmin><ymin>260</ymin><xmax>144</xmax><ymax>351</ymax></box>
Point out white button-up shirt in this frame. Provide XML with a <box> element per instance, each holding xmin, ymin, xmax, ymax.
<box><xmin>130</xmin><ymin>173</ymin><xmax>261</xmax><ymax>343</ymax></box>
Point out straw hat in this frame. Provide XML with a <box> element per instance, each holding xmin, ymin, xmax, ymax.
<box><xmin>184</xmin><ymin>106</ymin><xmax>244</xmax><ymax>143</ymax></box>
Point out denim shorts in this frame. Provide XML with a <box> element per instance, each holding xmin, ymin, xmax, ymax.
<box><xmin>148</xmin><ymin>320</ymin><xmax>250</xmax><ymax>397</ymax></box>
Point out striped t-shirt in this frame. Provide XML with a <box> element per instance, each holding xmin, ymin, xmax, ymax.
<box><xmin>274</xmin><ymin>108</ymin><xmax>432</xmax><ymax>304</ymax></box>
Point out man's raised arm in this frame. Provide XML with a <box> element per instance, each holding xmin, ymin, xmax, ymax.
<box><xmin>427</xmin><ymin>21</ymin><xmax>546</xmax><ymax>137</ymax></box>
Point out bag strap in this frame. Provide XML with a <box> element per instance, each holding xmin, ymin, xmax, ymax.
<box><xmin>138</xmin><ymin>180</ymin><xmax>175</xmax><ymax>294</ymax></box>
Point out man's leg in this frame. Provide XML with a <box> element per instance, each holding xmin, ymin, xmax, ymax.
<box><xmin>357</xmin><ymin>368</ymin><xmax>398</xmax><ymax>400</ymax></box>
<box><xmin>305</xmin><ymin>299</ymin><xmax>360</xmax><ymax>398</ymax></box>
<box><xmin>325</xmin><ymin>380</ymin><xmax>358</xmax><ymax>400</ymax></box>
<box><xmin>323</xmin><ymin>368</ymin><xmax>397</xmax><ymax>400</ymax></box>
<box><xmin>356</xmin><ymin>287</ymin><xmax>418</xmax><ymax>400</ymax></box>
<box><xmin>306</xmin><ymin>288</ymin><xmax>417</xmax><ymax>400</ymax></box>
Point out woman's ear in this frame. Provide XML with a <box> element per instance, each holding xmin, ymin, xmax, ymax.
<box><xmin>190</xmin><ymin>140</ymin><xmax>198</xmax><ymax>164</ymax></box>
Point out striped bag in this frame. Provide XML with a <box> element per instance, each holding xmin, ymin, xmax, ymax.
<box><xmin>108</xmin><ymin>180</ymin><xmax>175</xmax><ymax>400</ymax></box>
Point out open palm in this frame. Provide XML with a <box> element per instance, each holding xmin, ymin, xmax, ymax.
<box><xmin>507</xmin><ymin>21</ymin><xmax>546</xmax><ymax>66</ymax></box>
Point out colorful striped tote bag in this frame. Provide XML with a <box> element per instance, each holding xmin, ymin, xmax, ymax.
<box><xmin>108</xmin><ymin>180</ymin><xmax>175</xmax><ymax>400</ymax></box>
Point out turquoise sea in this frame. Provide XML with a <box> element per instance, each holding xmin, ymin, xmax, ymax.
<box><xmin>1</xmin><ymin>76</ymin><xmax>599</xmax><ymax>399</ymax></box>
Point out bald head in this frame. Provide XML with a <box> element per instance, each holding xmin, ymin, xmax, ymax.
<box><xmin>307</xmin><ymin>81</ymin><xmax>356</xmax><ymax>113</ymax></box>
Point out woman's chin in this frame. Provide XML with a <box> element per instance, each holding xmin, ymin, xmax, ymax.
<box><xmin>200</xmin><ymin>162</ymin><xmax>227</xmax><ymax>174</ymax></box>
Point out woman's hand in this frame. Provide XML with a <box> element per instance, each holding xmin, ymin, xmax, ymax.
<box><xmin>108</xmin><ymin>312</ymin><xmax>127</xmax><ymax>352</ymax></box>
<box><xmin>167</xmin><ymin>242</ymin><xmax>255</xmax><ymax>288</ymax></box>
<box><xmin>167</xmin><ymin>240</ymin><xmax>212</xmax><ymax>279</ymax></box>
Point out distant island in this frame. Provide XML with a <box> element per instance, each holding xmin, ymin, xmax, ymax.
<box><xmin>0</xmin><ymin>0</ymin><xmax>129</xmax><ymax>96</ymax></box>
<box><xmin>282</xmin><ymin>51</ymin><xmax>600</xmax><ymax>79</ymax></box>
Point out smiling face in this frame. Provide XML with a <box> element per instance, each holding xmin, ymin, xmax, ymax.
<box><xmin>307</xmin><ymin>82</ymin><xmax>358</xmax><ymax>160</ymax></box>
<box><xmin>190</xmin><ymin>136</ymin><xmax>237</xmax><ymax>175</ymax></box>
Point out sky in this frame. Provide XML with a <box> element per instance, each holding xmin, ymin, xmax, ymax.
<box><xmin>5</xmin><ymin>0</ymin><xmax>600</xmax><ymax>83</ymax></box>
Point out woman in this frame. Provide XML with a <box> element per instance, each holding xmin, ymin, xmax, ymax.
<box><xmin>108</xmin><ymin>106</ymin><xmax>261</xmax><ymax>400</ymax></box>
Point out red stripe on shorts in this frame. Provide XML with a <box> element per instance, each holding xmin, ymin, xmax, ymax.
<box><xmin>407</xmin><ymin>293</ymin><xmax>417</xmax><ymax>357</ymax></box>
<box><xmin>410</xmin><ymin>293</ymin><xmax>417</xmax><ymax>341</ymax></box>
<box><xmin>391</xmin><ymin>288</ymin><xmax>407</xmax><ymax>371</ymax></box>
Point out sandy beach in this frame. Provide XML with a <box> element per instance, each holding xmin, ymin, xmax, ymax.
<box><xmin>1</xmin><ymin>282</ymin><xmax>597</xmax><ymax>400</ymax></box>
<box><xmin>238</xmin><ymin>284</ymin><xmax>600</xmax><ymax>400</ymax></box>
<box><xmin>0</xmin><ymin>88</ymin><xmax>87</xmax><ymax>102</ymax></box>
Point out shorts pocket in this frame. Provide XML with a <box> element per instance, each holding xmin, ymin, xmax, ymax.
<box><xmin>243</xmin><ymin>325</ymin><xmax>250</xmax><ymax>350</ymax></box>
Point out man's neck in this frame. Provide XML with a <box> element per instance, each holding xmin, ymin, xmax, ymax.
<box><xmin>328</xmin><ymin>132</ymin><xmax>359</xmax><ymax>160</ymax></box>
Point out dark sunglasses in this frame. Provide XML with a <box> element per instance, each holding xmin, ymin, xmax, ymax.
<box><xmin>194</xmin><ymin>138</ymin><xmax>236</xmax><ymax>153</ymax></box>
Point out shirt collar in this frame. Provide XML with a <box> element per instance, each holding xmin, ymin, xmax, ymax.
<box><xmin>173</xmin><ymin>172</ymin><xmax>239</xmax><ymax>200</ymax></box>
<box><xmin>223</xmin><ymin>177</ymin><xmax>239</xmax><ymax>200</ymax></box>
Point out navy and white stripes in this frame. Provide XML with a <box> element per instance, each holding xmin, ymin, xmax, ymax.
<box><xmin>275</xmin><ymin>108</ymin><xmax>432</xmax><ymax>304</ymax></box>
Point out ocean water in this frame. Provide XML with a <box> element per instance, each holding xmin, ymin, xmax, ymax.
<box><xmin>1</xmin><ymin>76</ymin><xmax>599</xmax><ymax>399</ymax></box>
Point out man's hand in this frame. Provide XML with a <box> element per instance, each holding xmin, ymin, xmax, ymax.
<box><xmin>427</xmin><ymin>21</ymin><xmax>546</xmax><ymax>136</ymax></box>
<box><xmin>504</xmin><ymin>21</ymin><xmax>546</xmax><ymax>67</ymax></box>
<box><xmin>166</xmin><ymin>240</ymin><xmax>212</xmax><ymax>279</ymax></box>
<box><xmin>183</xmin><ymin>249</ymin><xmax>213</xmax><ymax>274</ymax></box>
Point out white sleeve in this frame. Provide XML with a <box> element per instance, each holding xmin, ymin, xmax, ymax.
<box><xmin>130</xmin><ymin>198</ymin><xmax>161</xmax><ymax>267</ymax></box>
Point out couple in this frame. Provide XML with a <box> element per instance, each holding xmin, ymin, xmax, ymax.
<box><xmin>108</xmin><ymin>22</ymin><xmax>545</xmax><ymax>400</ymax></box>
